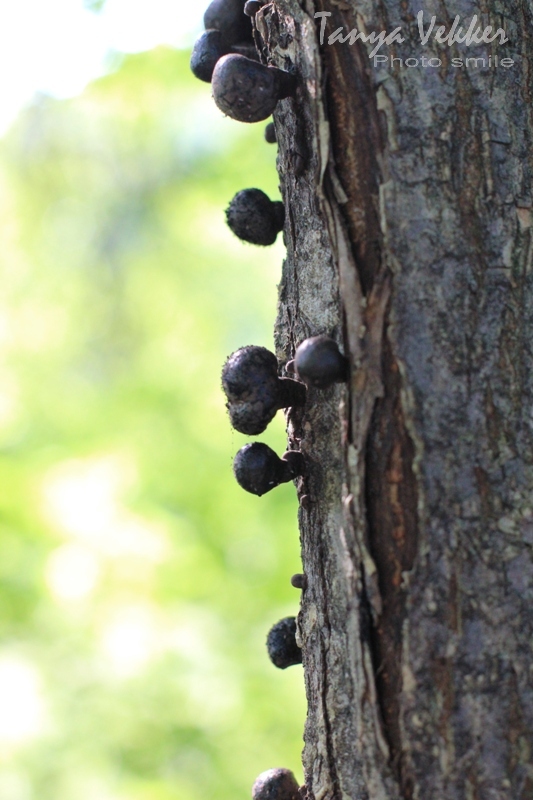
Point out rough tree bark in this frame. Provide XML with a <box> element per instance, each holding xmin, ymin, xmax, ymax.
<box><xmin>254</xmin><ymin>1</ymin><xmax>533</xmax><ymax>798</ymax></box>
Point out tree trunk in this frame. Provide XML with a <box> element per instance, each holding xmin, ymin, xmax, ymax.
<box><xmin>255</xmin><ymin>1</ymin><xmax>533</xmax><ymax>798</ymax></box>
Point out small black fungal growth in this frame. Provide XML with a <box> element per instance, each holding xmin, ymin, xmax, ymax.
<box><xmin>212</xmin><ymin>54</ymin><xmax>296</xmax><ymax>123</ymax></box>
<box><xmin>266</xmin><ymin>617</ymin><xmax>302</xmax><ymax>669</ymax></box>
<box><xmin>252</xmin><ymin>768</ymin><xmax>300</xmax><ymax>800</ymax></box>
<box><xmin>233</xmin><ymin>443</ymin><xmax>304</xmax><ymax>496</ymax></box>
<box><xmin>244</xmin><ymin>0</ymin><xmax>263</xmax><ymax>15</ymax></box>
<box><xmin>264</xmin><ymin>121</ymin><xmax>277</xmax><ymax>143</ymax></box>
<box><xmin>204</xmin><ymin>0</ymin><xmax>252</xmax><ymax>45</ymax></box>
<box><xmin>294</xmin><ymin>335</ymin><xmax>349</xmax><ymax>388</ymax></box>
<box><xmin>290</xmin><ymin>573</ymin><xmax>307</xmax><ymax>590</ymax></box>
<box><xmin>226</xmin><ymin>189</ymin><xmax>284</xmax><ymax>246</ymax></box>
<box><xmin>190</xmin><ymin>30</ymin><xmax>231</xmax><ymax>83</ymax></box>
<box><xmin>222</xmin><ymin>345</ymin><xmax>305</xmax><ymax>435</ymax></box>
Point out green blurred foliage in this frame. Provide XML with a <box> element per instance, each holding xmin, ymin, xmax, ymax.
<box><xmin>0</xmin><ymin>48</ymin><xmax>306</xmax><ymax>800</ymax></box>
<box><xmin>84</xmin><ymin>0</ymin><xmax>106</xmax><ymax>11</ymax></box>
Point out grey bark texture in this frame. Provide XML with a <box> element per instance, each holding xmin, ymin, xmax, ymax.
<box><xmin>254</xmin><ymin>1</ymin><xmax>533</xmax><ymax>798</ymax></box>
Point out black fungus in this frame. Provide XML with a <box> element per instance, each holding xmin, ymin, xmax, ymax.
<box><xmin>294</xmin><ymin>335</ymin><xmax>349</xmax><ymax>388</ymax></box>
<box><xmin>226</xmin><ymin>189</ymin><xmax>284</xmax><ymax>246</ymax></box>
<box><xmin>266</xmin><ymin>617</ymin><xmax>302</xmax><ymax>669</ymax></box>
<box><xmin>233</xmin><ymin>443</ymin><xmax>304</xmax><ymax>496</ymax></box>
<box><xmin>212</xmin><ymin>54</ymin><xmax>295</xmax><ymax>123</ymax></box>
<box><xmin>222</xmin><ymin>345</ymin><xmax>305</xmax><ymax>435</ymax></box>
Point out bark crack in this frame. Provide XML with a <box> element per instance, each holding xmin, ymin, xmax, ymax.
<box><xmin>315</xmin><ymin>3</ymin><xmax>420</xmax><ymax>796</ymax></box>
<box><xmin>365</xmin><ymin>337</ymin><xmax>419</xmax><ymax>798</ymax></box>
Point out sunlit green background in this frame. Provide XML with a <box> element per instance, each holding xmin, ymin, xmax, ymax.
<box><xmin>0</xmin><ymin>26</ymin><xmax>306</xmax><ymax>800</ymax></box>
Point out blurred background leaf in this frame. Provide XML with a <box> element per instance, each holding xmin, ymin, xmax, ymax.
<box><xmin>0</xmin><ymin>13</ymin><xmax>306</xmax><ymax>800</ymax></box>
<box><xmin>84</xmin><ymin>0</ymin><xmax>106</xmax><ymax>12</ymax></box>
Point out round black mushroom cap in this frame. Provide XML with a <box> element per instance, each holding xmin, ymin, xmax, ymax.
<box><xmin>233</xmin><ymin>443</ymin><xmax>304</xmax><ymax>496</ymax></box>
<box><xmin>244</xmin><ymin>0</ymin><xmax>263</xmax><ymax>16</ymax></box>
<box><xmin>264</xmin><ymin>121</ymin><xmax>277</xmax><ymax>143</ymax></box>
<box><xmin>222</xmin><ymin>345</ymin><xmax>305</xmax><ymax>435</ymax></box>
<box><xmin>223</xmin><ymin>346</ymin><xmax>278</xmax><ymax>398</ymax></box>
<box><xmin>190</xmin><ymin>30</ymin><xmax>231</xmax><ymax>83</ymax></box>
<box><xmin>294</xmin><ymin>335</ymin><xmax>349</xmax><ymax>388</ymax></box>
<box><xmin>204</xmin><ymin>0</ymin><xmax>252</xmax><ymax>45</ymax></box>
<box><xmin>212</xmin><ymin>54</ymin><xmax>295</xmax><ymax>123</ymax></box>
<box><xmin>290</xmin><ymin>573</ymin><xmax>306</xmax><ymax>590</ymax></box>
<box><xmin>226</xmin><ymin>189</ymin><xmax>284</xmax><ymax>246</ymax></box>
<box><xmin>266</xmin><ymin>617</ymin><xmax>302</xmax><ymax>669</ymax></box>
<box><xmin>252</xmin><ymin>768</ymin><xmax>300</xmax><ymax>800</ymax></box>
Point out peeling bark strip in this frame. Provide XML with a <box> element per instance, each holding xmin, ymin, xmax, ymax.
<box><xmin>257</xmin><ymin>1</ymin><xmax>533</xmax><ymax>799</ymax></box>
